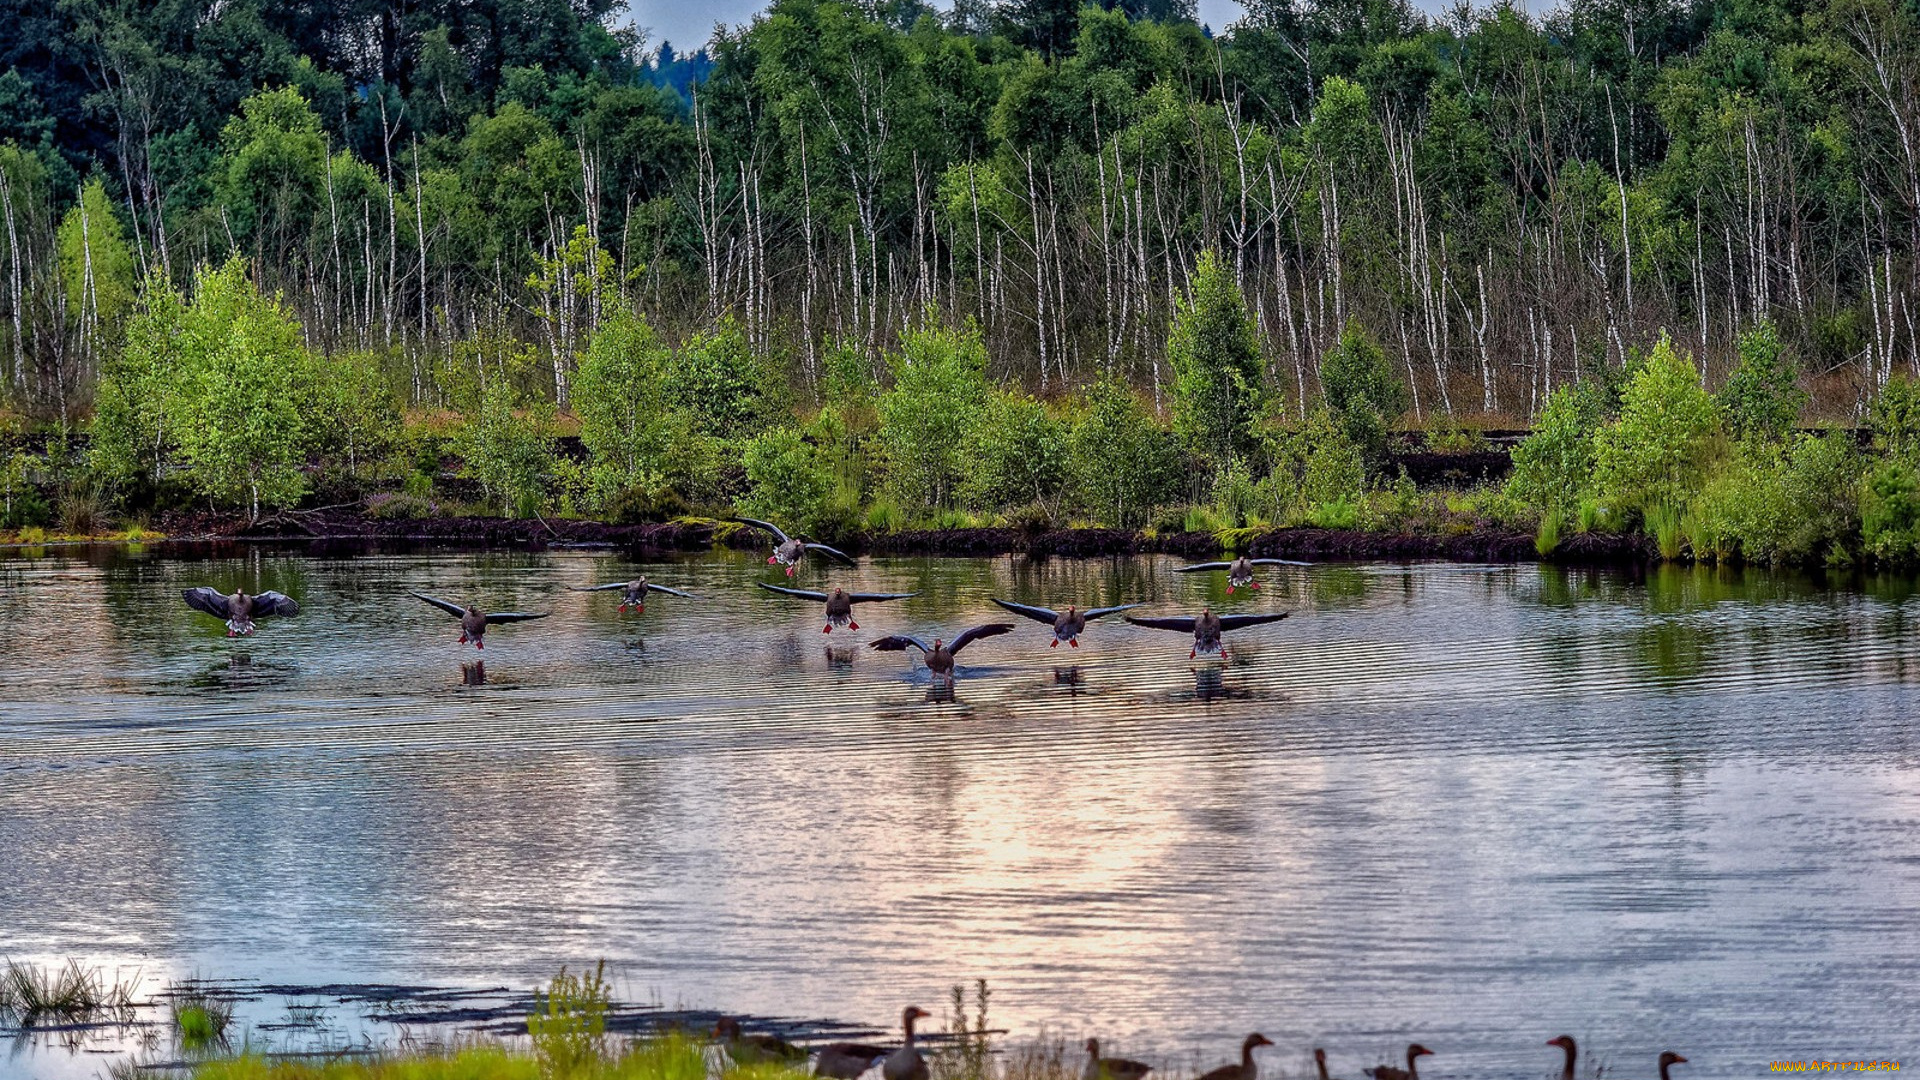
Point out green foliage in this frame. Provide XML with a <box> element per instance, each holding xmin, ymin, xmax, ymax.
<box><xmin>574</xmin><ymin>308</ymin><xmax>673</xmax><ymax>508</ymax></box>
<box><xmin>1869</xmin><ymin>376</ymin><xmax>1920</xmax><ymax>458</ymax></box>
<box><xmin>1717</xmin><ymin>321</ymin><xmax>1805</xmax><ymax>441</ymax></box>
<box><xmin>462</xmin><ymin>379</ymin><xmax>556</xmax><ymax>517</ymax></box>
<box><xmin>876</xmin><ymin>322</ymin><xmax>991</xmax><ymax>513</ymax></box>
<box><xmin>1318</xmin><ymin>320</ymin><xmax>1406</xmax><ymax>467</ymax></box>
<box><xmin>55</xmin><ymin>179</ymin><xmax>135</xmax><ymax>335</ymax></box>
<box><xmin>962</xmin><ymin>392</ymin><xmax>1070</xmax><ymax>517</ymax></box>
<box><xmin>1862</xmin><ymin>458</ymin><xmax>1920</xmax><ymax>563</ymax></box>
<box><xmin>310</xmin><ymin>353</ymin><xmax>398</xmax><ymax>481</ymax></box>
<box><xmin>1507</xmin><ymin>381</ymin><xmax>1608</xmax><ymax>513</ymax></box>
<box><xmin>665</xmin><ymin>320</ymin><xmax>778</xmax><ymax>439</ymax></box>
<box><xmin>1262</xmin><ymin>406</ymin><xmax>1366</xmax><ymax>522</ymax></box>
<box><xmin>1068</xmin><ymin>379</ymin><xmax>1183</xmax><ymax>528</ymax></box>
<box><xmin>527</xmin><ymin>961</ymin><xmax>610</xmax><ymax>1076</ymax></box>
<box><xmin>1593</xmin><ymin>335</ymin><xmax>1723</xmax><ymax>513</ymax></box>
<box><xmin>1688</xmin><ymin>434</ymin><xmax>1860</xmax><ymax>564</ymax></box>
<box><xmin>741</xmin><ymin>427</ymin><xmax>837</xmax><ymax>536</ymax></box>
<box><xmin>1167</xmin><ymin>250</ymin><xmax>1266</xmax><ymax>476</ymax></box>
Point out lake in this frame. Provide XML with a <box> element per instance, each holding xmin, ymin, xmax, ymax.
<box><xmin>1</xmin><ymin>545</ymin><xmax>1916</xmax><ymax>1079</ymax></box>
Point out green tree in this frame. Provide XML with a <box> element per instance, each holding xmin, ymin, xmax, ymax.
<box><xmin>217</xmin><ymin>87</ymin><xmax>327</xmax><ymax>267</ymax></box>
<box><xmin>664</xmin><ymin>319</ymin><xmax>776</xmax><ymax>439</ymax></box>
<box><xmin>1167</xmin><ymin>249</ymin><xmax>1267</xmax><ymax>478</ymax></box>
<box><xmin>877</xmin><ymin>321</ymin><xmax>991</xmax><ymax>513</ymax></box>
<box><xmin>463</xmin><ymin>378</ymin><xmax>556</xmax><ymax>517</ymax></box>
<box><xmin>1507</xmin><ymin>381</ymin><xmax>1609</xmax><ymax>513</ymax></box>
<box><xmin>1718</xmin><ymin>321</ymin><xmax>1805</xmax><ymax>441</ymax></box>
<box><xmin>963</xmin><ymin>391</ymin><xmax>1070</xmax><ymax>515</ymax></box>
<box><xmin>573</xmin><ymin>308</ymin><xmax>673</xmax><ymax>507</ymax></box>
<box><xmin>1318</xmin><ymin>320</ymin><xmax>1406</xmax><ymax>467</ymax></box>
<box><xmin>1593</xmin><ymin>335</ymin><xmax>1723</xmax><ymax>513</ymax></box>
<box><xmin>1068</xmin><ymin>379</ymin><xmax>1183</xmax><ymax>528</ymax></box>
<box><xmin>741</xmin><ymin>427</ymin><xmax>837</xmax><ymax>536</ymax></box>
<box><xmin>55</xmin><ymin>178</ymin><xmax>135</xmax><ymax>342</ymax></box>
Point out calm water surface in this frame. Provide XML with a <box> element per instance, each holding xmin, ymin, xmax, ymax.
<box><xmin>1</xmin><ymin>547</ymin><xmax>1917</xmax><ymax>1078</ymax></box>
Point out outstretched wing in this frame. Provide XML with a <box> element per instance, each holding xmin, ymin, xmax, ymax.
<box><xmin>485</xmin><ymin>611</ymin><xmax>551</xmax><ymax>624</ymax></box>
<box><xmin>645</xmin><ymin>583</ymin><xmax>699</xmax><ymax>598</ymax></box>
<box><xmin>949</xmin><ymin>623</ymin><xmax>1015</xmax><ymax>654</ymax></box>
<box><xmin>408</xmin><ymin>591</ymin><xmax>467</xmax><ymax>618</ymax></box>
<box><xmin>990</xmin><ymin>598</ymin><xmax>1060</xmax><ymax>624</ymax></box>
<box><xmin>869</xmin><ymin>635</ymin><xmax>931</xmax><ymax>654</ymax></box>
<box><xmin>803</xmin><ymin>541</ymin><xmax>857</xmax><ymax>566</ymax></box>
<box><xmin>733</xmin><ymin>517</ymin><xmax>791</xmax><ymax>545</ymax></box>
<box><xmin>1218</xmin><ymin>612</ymin><xmax>1291</xmax><ymax>631</ymax></box>
<box><xmin>1173</xmin><ymin>562</ymin><xmax>1232</xmax><ymax>573</ymax></box>
<box><xmin>1249</xmin><ymin>558</ymin><xmax>1314</xmax><ymax>567</ymax></box>
<box><xmin>252</xmin><ymin>591</ymin><xmax>300</xmax><ymax>618</ymax></box>
<box><xmin>847</xmin><ymin>590</ymin><xmax>917</xmax><ymax>603</ymax></box>
<box><xmin>1082</xmin><ymin>601</ymin><xmax>1145</xmax><ymax>621</ymax></box>
<box><xmin>757</xmin><ymin>582</ymin><xmax>830</xmax><ymax>602</ymax></box>
<box><xmin>568</xmin><ymin>582</ymin><xmax>632</xmax><ymax>592</ymax></box>
<box><xmin>1124</xmin><ymin>614</ymin><xmax>1199</xmax><ymax>633</ymax></box>
<box><xmin>182</xmin><ymin>587</ymin><xmax>233</xmax><ymax>620</ymax></box>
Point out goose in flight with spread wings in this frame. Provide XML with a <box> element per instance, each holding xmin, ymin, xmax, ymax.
<box><xmin>757</xmin><ymin>582</ymin><xmax>917</xmax><ymax>632</ymax></box>
<box><xmin>1173</xmin><ymin>555</ymin><xmax>1313</xmax><ymax>593</ymax></box>
<box><xmin>869</xmin><ymin>624</ymin><xmax>1014</xmax><ymax>681</ymax></box>
<box><xmin>409</xmin><ymin>591</ymin><xmax>549</xmax><ymax>648</ymax></box>
<box><xmin>734</xmin><ymin>517</ymin><xmax>857</xmax><ymax>576</ymax></box>
<box><xmin>182</xmin><ymin>587</ymin><xmax>300</xmax><ymax>637</ymax></box>
<box><xmin>1124</xmin><ymin>608</ymin><xmax>1290</xmax><ymax>659</ymax></box>
<box><xmin>990</xmin><ymin>598</ymin><xmax>1143</xmax><ymax>648</ymax></box>
<box><xmin>567</xmin><ymin>576</ymin><xmax>698</xmax><ymax>613</ymax></box>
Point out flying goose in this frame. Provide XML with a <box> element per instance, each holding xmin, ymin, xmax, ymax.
<box><xmin>712</xmin><ymin>1017</ymin><xmax>804</xmax><ymax>1066</ymax></box>
<box><xmin>758</xmin><ymin>582</ymin><xmax>916</xmax><ymax>632</ymax></box>
<box><xmin>735</xmin><ymin>517</ymin><xmax>857</xmax><ymax>576</ymax></box>
<box><xmin>409</xmin><ymin>591</ymin><xmax>549</xmax><ymax>648</ymax></box>
<box><xmin>991</xmin><ymin>599</ymin><xmax>1144</xmax><ymax>648</ymax></box>
<box><xmin>881</xmin><ymin>1007</ymin><xmax>932</xmax><ymax>1080</ymax></box>
<box><xmin>1174</xmin><ymin>555</ymin><xmax>1312</xmax><ymax>592</ymax></box>
<box><xmin>1124</xmin><ymin>608</ymin><xmax>1290</xmax><ymax>659</ymax></box>
<box><xmin>182</xmin><ymin>587</ymin><xmax>299</xmax><ymax>636</ymax></box>
<box><xmin>568</xmin><ymin>576</ymin><xmax>698</xmax><ymax>613</ymax></box>
<box><xmin>1085</xmin><ymin>1038</ymin><xmax>1152</xmax><ymax>1080</ymax></box>
<box><xmin>1365</xmin><ymin>1045</ymin><xmax>1433</xmax><ymax>1080</ymax></box>
<box><xmin>1196</xmin><ymin>1034</ymin><xmax>1273</xmax><ymax>1080</ymax></box>
<box><xmin>869</xmin><ymin>624</ymin><xmax>1014</xmax><ymax>681</ymax></box>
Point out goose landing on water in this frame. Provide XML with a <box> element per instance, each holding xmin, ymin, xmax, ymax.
<box><xmin>408</xmin><ymin>591</ymin><xmax>550</xmax><ymax>649</ymax></box>
<box><xmin>990</xmin><ymin>599</ymin><xmax>1143</xmax><ymax>648</ymax></box>
<box><xmin>182</xmin><ymin>587</ymin><xmax>299</xmax><ymax>637</ymax></box>
<box><xmin>758</xmin><ymin>582</ymin><xmax>917</xmax><ymax>631</ymax></box>
<box><xmin>735</xmin><ymin>517</ymin><xmax>858</xmax><ymax>576</ymax></box>
<box><xmin>1124</xmin><ymin>608</ymin><xmax>1290</xmax><ymax>659</ymax></box>
<box><xmin>568</xmin><ymin>576</ymin><xmax>699</xmax><ymax>613</ymax></box>
<box><xmin>1174</xmin><ymin>556</ymin><xmax>1312</xmax><ymax>593</ymax></box>
<box><xmin>870</xmin><ymin>624</ymin><xmax>1014</xmax><ymax>682</ymax></box>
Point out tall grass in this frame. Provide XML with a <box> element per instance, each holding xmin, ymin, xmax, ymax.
<box><xmin>170</xmin><ymin>981</ymin><xmax>236</xmax><ymax>1051</ymax></box>
<box><xmin>0</xmin><ymin>958</ymin><xmax>139</xmax><ymax>1025</ymax></box>
<box><xmin>528</xmin><ymin>961</ymin><xmax>611</xmax><ymax>1074</ymax></box>
<box><xmin>1644</xmin><ymin>502</ymin><xmax>1686</xmax><ymax>560</ymax></box>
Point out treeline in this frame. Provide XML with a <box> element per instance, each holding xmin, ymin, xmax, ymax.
<box><xmin>4</xmin><ymin>0</ymin><xmax>1920</xmax><ymax>427</ymax></box>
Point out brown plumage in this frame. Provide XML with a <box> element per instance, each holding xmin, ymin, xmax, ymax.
<box><xmin>869</xmin><ymin>624</ymin><xmax>1015</xmax><ymax>681</ymax></box>
<box><xmin>712</xmin><ymin>1017</ymin><xmax>804</xmax><ymax>1065</ymax></box>
<box><xmin>814</xmin><ymin>1042</ymin><xmax>891</xmax><ymax>1080</ymax></box>
<box><xmin>1658</xmin><ymin>1052</ymin><xmax>1688</xmax><ymax>1080</ymax></box>
<box><xmin>1547</xmin><ymin>1037</ymin><xmax>1576</xmax><ymax>1080</ymax></box>
<box><xmin>182</xmin><ymin>587</ymin><xmax>299</xmax><ymax>637</ymax></box>
<box><xmin>1124</xmin><ymin>608</ymin><xmax>1290</xmax><ymax>659</ymax></box>
<box><xmin>1365</xmin><ymin>1044</ymin><xmax>1433</xmax><ymax>1080</ymax></box>
<box><xmin>758</xmin><ymin>582</ymin><xmax>917</xmax><ymax>632</ymax></box>
<box><xmin>1196</xmin><ymin>1034</ymin><xmax>1273</xmax><ymax>1080</ymax></box>
<box><xmin>1174</xmin><ymin>556</ymin><xmax>1312</xmax><ymax>592</ymax></box>
<box><xmin>409</xmin><ymin>591</ymin><xmax>549</xmax><ymax>649</ymax></box>
<box><xmin>736</xmin><ymin>517</ymin><xmax>857</xmax><ymax>576</ymax></box>
<box><xmin>991</xmin><ymin>599</ymin><xmax>1144</xmax><ymax>648</ymax></box>
<box><xmin>1084</xmin><ymin>1039</ymin><xmax>1152</xmax><ymax>1080</ymax></box>
<box><xmin>569</xmin><ymin>576</ymin><xmax>698</xmax><ymax>613</ymax></box>
<box><xmin>881</xmin><ymin>1007</ymin><xmax>932</xmax><ymax>1080</ymax></box>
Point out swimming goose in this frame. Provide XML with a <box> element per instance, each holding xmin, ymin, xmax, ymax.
<box><xmin>182</xmin><ymin>587</ymin><xmax>299</xmax><ymax>636</ymax></box>
<box><xmin>881</xmin><ymin>1007</ymin><xmax>931</xmax><ymax>1080</ymax></box>
<box><xmin>1196</xmin><ymin>1034</ymin><xmax>1273</xmax><ymax>1080</ymax></box>
<box><xmin>869</xmin><ymin>624</ymin><xmax>1015</xmax><ymax>681</ymax></box>
<box><xmin>735</xmin><ymin>517</ymin><xmax>858</xmax><ymax>576</ymax></box>
<box><xmin>991</xmin><ymin>599</ymin><xmax>1143</xmax><ymax>648</ymax></box>
<box><xmin>1174</xmin><ymin>555</ymin><xmax>1312</xmax><ymax>593</ymax></box>
<box><xmin>1124</xmin><ymin>608</ymin><xmax>1290</xmax><ymax>659</ymax></box>
<box><xmin>1313</xmin><ymin>1049</ymin><xmax>1338</xmax><ymax>1080</ymax></box>
<box><xmin>713</xmin><ymin>1017</ymin><xmax>804</xmax><ymax>1065</ymax></box>
<box><xmin>1658</xmin><ymin>1052</ymin><xmax>1688</xmax><ymax>1080</ymax></box>
<box><xmin>758</xmin><ymin>582</ymin><xmax>917</xmax><ymax>631</ymax></box>
<box><xmin>1085</xmin><ymin>1038</ymin><xmax>1152</xmax><ymax>1080</ymax></box>
<box><xmin>1365</xmin><ymin>1044</ymin><xmax>1433</xmax><ymax>1080</ymax></box>
<box><xmin>815</xmin><ymin>1040</ymin><xmax>891</xmax><ymax>1080</ymax></box>
<box><xmin>1547</xmin><ymin>1037</ymin><xmax>1576</xmax><ymax>1080</ymax></box>
<box><xmin>409</xmin><ymin>591</ymin><xmax>549</xmax><ymax>648</ymax></box>
<box><xmin>568</xmin><ymin>576</ymin><xmax>699</xmax><ymax>613</ymax></box>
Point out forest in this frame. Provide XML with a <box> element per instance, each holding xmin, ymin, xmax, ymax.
<box><xmin>5</xmin><ymin>0</ymin><xmax>1920</xmax><ymax>564</ymax></box>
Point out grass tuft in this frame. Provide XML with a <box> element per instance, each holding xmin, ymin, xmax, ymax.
<box><xmin>0</xmin><ymin>957</ymin><xmax>138</xmax><ymax>1025</ymax></box>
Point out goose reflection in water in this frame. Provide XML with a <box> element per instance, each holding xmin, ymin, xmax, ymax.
<box><xmin>460</xmin><ymin>659</ymin><xmax>486</xmax><ymax>686</ymax></box>
<box><xmin>823</xmin><ymin>644</ymin><xmax>858</xmax><ymax>669</ymax></box>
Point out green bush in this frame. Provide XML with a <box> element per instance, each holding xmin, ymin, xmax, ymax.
<box><xmin>876</xmin><ymin>321</ymin><xmax>990</xmax><ymax>512</ymax></box>
<box><xmin>1263</xmin><ymin>406</ymin><xmax>1365</xmax><ymax>522</ymax></box>
<box><xmin>1593</xmin><ymin>335</ymin><xmax>1722</xmax><ymax>513</ymax></box>
<box><xmin>740</xmin><ymin>427</ymin><xmax>837</xmax><ymax>536</ymax></box>
<box><xmin>1067</xmin><ymin>379</ymin><xmax>1183</xmax><ymax>528</ymax></box>
<box><xmin>1863</xmin><ymin>458</ymin><xmax>1920</xmax><ymax>563</ymax></box>
<box><xmin>574</xmin><ymin>308</ymin><xmax>673</xmax><ymax>509</ymax></box>
<box><xmin>462</xmin><ymin>379</ymin><xmax>556</xmax><ymax>517</ymax></box>
<box><xmin>1507</xmin><ymin>381</ymin><xmax>1607</xmax><ymax>514</ymax></box>
<box><xmin>962</xmin><ymin>391</ymin><xmax>1069</xmax><ymax>517</ymax></box>
<box><xmin>1318</xmin><ymin>319</ymin><xmax>1406</xmax><ymax>468</ymax></box>
<box><xmin>664</xmin><ymin>318</ymin><xmax>779</xmax><ymax>439</ymax></box>
<box><xmin>527</xmin><ymin>962</ymin><xmax>610</xmax><ymax>1075</ymax></box>
<box><xmin>1869</xmin><ymin>376</ymin><xmax>1920</xmax><ymax>457</ymax></box>
<box><xmin>1167</xmin><ymin>249</ymin><xmax>1267</xmax><ymax>478</ymax></box>
<box><xmin>1717</xmin><ymin>321</ymin><xmax>1805</xmax><ymax>441</ymax></box>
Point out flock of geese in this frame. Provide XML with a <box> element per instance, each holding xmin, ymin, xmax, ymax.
<box><xmin>712</xmin><ymin>1009</ymin><xmax>1689</xmax><ymax>1080</ymax></box>
<box><xmin>178</xmin><ymin>517</ymin><xmax>1311</xmax><ymax>676</ymax></box>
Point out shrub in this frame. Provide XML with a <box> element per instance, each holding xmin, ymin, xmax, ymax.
<box><xmin>574</xmin><ymin>307</ymin><xmax>673</xmax><ymax>509</ymax></box>
<box><xmin>1869</xmin><ymin>375</ymin><xmax>1920</xmax><ymax>457</ymax></box>
<box><xmin>1067</xmin><ymin>379</ymin><xmax>1183</xmax><ymax>528</ymax></box>
<box><xmin>1167</xmin><ymin>249</ymin><xmax>1267</xmax><ymax>477</ymax></box>
<box><xmin>1507</xmin><ymin>381</ymin><xmax>1608</xmax><ymax>514</ymax></box>
<box><xmin>1593</xmin><ymin>335</ymin><xmax>1722</xmax><ymax>513</ymax></box>
<box><xmin>1263</xmin><ymin>406</ymin><xmax>1365</xmax><ymax>522</ymax></box>
<box><xmin>962</xmin><ymin>391</ymin><xmax>1069</xmax><ymax>517</ymax></box>
<box><xmin>527</xmin><ymin>962</ymin><xmax>610</xmax><ymax>1075</ymax></box>
<box><xmin>1318</xmin><ymin>319</ymin><xmax>1406</xmax><ymax>468</ymax></box>
<box><xmin>1718</xmin><ymin>321</ymin><xmax>1805</xmax><ymax>441</ymax></box>
<box><xmin>741</xmin><ymin>427</ymin><xmax>837</xmax><ymax>536</ymax></box>
<box><xmin>876</xmin><ymin>321</ymin><xmax>991</xmax><ymax>512</ymax></box>
<box><xmin>1863</xmin><ymin>458</ymin><xmax>1920</xmax><ymax>563</ymax></box>
<box><xmin>462</xmin><ymin>379</ymin><xmax>556</xmax><ymax>517</ymax></box>
<box><xmin>664</xmin><ymin>318</ymin><xmax>779</xmax><ymax>438</ymax></box>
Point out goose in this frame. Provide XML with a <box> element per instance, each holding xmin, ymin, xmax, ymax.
<box><xmin>869</xmin><ymin>624</ymin><xmax>1014</xmax><ymax>682</ymax></box>
<box><xmin>1174</xmin><ymin>555</ymin><xmax>1312</xmax><ymax>593</ymax></box>
<box><xmin>1365</xmin><ymin>1044</ymin><xmax>1433</xmax><ymax>1080</ymax></box>
<box><xmin>1547</xmin><ymin>1037</ymin><xmax>1576</xmax><ymax>1080</ymax></box>
<box><xmin>1658</xmin><ymin>1052</ymin><xmax>1688</xmax><ymax>1080</ymax></box>
<box><xmin>1314</xmin><ymin>1049</ymin><xmax>1338</xmax><ymax>1080</ymax></box>
<box><xmin>568</xmin><ymin>576</ymin><xmax>698</xmax><ymax>613</ymax></box>
<box><xmin>990</xmin><ymin>599</ymin><xmax>1144</xmax><ymax>648</ymax></box>
<box><xmin>409</xmin><ymin>591</ymin><xmax>549</xmax><ymax>648</ymax></box>
<box><xmin>1196</xmin><ymin>1034</ymin><xmax>1273</xmax><ymax>1080</ymax></box>
<box><xmin>881</xmin><ymin>1006</ymin><xmax>932</xmax><ymax>1080</ymax></box>
<box><xmin>1124</xmin><ymin>609</ymin><xmax>1290</xmax><ymax>659</ymax></box>
<box><xmin>1084</xmin><ymin>1038</ymin><xmax>1152</xmax><ymax>1080</ymax></box>
<box><xmin>735</xmin><ymin>517</ymin><xmax>858</xmax><ymax>576</ymax></box>
<box><xmin>758</xmin><ymin>582</ymin><xmax>917</xmax><ymax>631</ymax></box>
<box><xmin>815</xmin><ymin>1040</ymin><xmax>892</xmax><ymax>1080</ymax></box>
<box><xmin>182</xmin><ymin>587</ymin><xmax>299</xmax><ymax>637</ymax></box>
<box><xmin>713</xmin><ymin>1017</ymin><xmax>804</xmax><ymax>1065</ymax></box>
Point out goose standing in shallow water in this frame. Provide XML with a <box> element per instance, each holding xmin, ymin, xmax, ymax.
<box><xmin>1547</xmin><ymin>1037</ymin><xmax>1577</xmax><ymax>1080</ymax></box>
<box><xmin>1174</xmin><ymin>555</ymin><xmax>1312</xmax><ymax>593</ymax></box>
<box><xmin>881</xmin><ymin>1007</ymin><xmax>932</xmax><ymax>1080</ymax></box>
<box><xmin>182</xmin><ymin>587</ymin><xmax>299</xmax><ymax>637</ymax></box>
<box><xmin>870</xmin><ymin>624</ymin><xmax>1015</xmax><ymax>682</ymax></box>
<box><xmin>1124</xmin><ymin>608</ymin><xmax>1290</xmax><ymax>659</ymax></box>
<box><xmin>1365</xmin><ymin>1044</ymin><xmax>1433</xmax><ymax>1080</ymax></box>
<box><xmin>712</xmin><ymin>1017</ymin><xmax>803</xmax><ymax>1066</ymax></box>
<box><xmin>408</xmin><ymin>591</ymin><xmax>550</xmax><ymax>648</ymax></box>
<box><xmin>813</xmin><ymin>1039</ymin><xmax>891</xmax><ymax>1080</ymax></box>
<box><xmin>758</xmin><ymin>582</ymin><xmax>917</xmax><ymax>631</ymax></box>
<box><xmin>991</xmin><ymin>599</ymin><xmax>1143</xmax><ymax>648</ymax></box>
<box><xmin>1313</xmin><ymin>1049</ymin><xmax>1340</xmax><ymax>1080</ymax></box>
<box><xmin>735</xmin><ymin>517</ymin><xmax>857</xmax><ymax>576</ymax></box>
<box><xmin>568</xmin><ymin>576</ymin><xmax>698</xmax><ymax>613</ymax></box>
<box><xmin>1084</xmin><ymin>1038</ymin><xmax>1152</xmax><ymax>1080</ymax></box>
<box><xmin>1196</xmin><ymin>1034</ymin><xmax>1273</xmax><ymax>1080</ymax></box>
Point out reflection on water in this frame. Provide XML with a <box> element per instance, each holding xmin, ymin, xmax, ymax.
<box><xmin>2</xmin><ymin>549</ymin><xmax>1919</xmax><ymax>1080</ymax></box>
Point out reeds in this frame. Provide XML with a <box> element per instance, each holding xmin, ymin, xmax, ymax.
<box><xmin>0</xmin><ymin>958</ymin><xmax>139</xmax><ymax>1025</ymax></box>
<box><xmin>169</xmin><ymin>981</ymin><xmax>236</xmax><ymax>1051</ymax></box>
